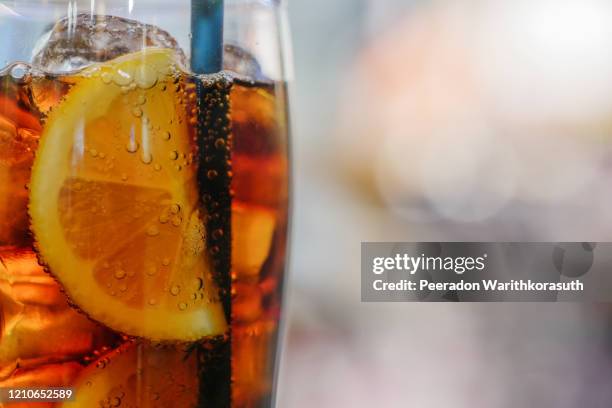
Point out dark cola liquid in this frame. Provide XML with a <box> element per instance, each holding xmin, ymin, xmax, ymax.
<box><xmin>0</xmin><ymin>59</ymin><xmax>289</xmax><ymax>408</ymax></box>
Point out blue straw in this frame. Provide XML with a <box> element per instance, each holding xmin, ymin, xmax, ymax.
<box><xmin>191</xmin><ymin>0</ymin><xmax>224</xmax><ymax>74</ymax></box>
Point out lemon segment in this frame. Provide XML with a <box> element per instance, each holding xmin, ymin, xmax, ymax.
<box><xmin>57</xmin><ymin>343</ymin><xmax>199</xmax><ymax>408</ymax></box>
<box><xmin>29</xmin><ymin>49</ymin><xmax>227</xmax><ymax>341</ymax></box>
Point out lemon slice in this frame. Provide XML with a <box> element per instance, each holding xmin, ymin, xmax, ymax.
<box><xmin>58</xmin><ymin>343</ymin><xmax>199</xmax><ymax>408</ymax></box>
<box><xmin>29</xmin><ymin>49</ymin><xmax>227</xmax><ymax>341</ymax></box>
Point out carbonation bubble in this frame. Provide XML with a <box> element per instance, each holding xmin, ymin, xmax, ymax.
<box><xmin>125</xmin><ymin>140</ymin><xmax>139</xmax><ymax>153</ymax></box>
<box><xmin>159</xmin><ymin>213</ymin><xmax>169</xmax><ymax>224</ymax></box>
<box><xmin>136</xmin><ymin>94</ymin><xmax>147</xmax><ymax>105</ymax></box>
<box><xmin>141</xmin><ymin>152</ymin><xmax>153</xmax><ymax>164</ymax></box>
<box><xmin>215</xmin><ymin>138</ymin><xmax>225</xmax><ymax>149</ymax></box>
<box><xmin>171</xmin><ymin>217</ymin><xmax>182</xmax><ymax>227</ymax></box>
<box><xmin>111</xmin><ymin>397</ymin><xmax>121</xmax><ymax>407</ymax></box>
<box><xmin>9</xmin><ymin>63</ymin><xmax>30</xmax><ymax>82</ymax></box>
<box><xmin>154</xmin><ymin>164</ymin><xmax>162</xmax><ymax>171</ymax></box>
<box><xmin>163</xmin><ymin>131</ymin><xmax>172</xmax><ymax>141</ymax></box>
<box><xmin>112</xmin><ymin>69</ymin><xmax>132</xmax><ymax>86</ymax></box>
<box><xmin>119</xmin><ymin>284</ymin><xmax>127</xmax><ymax>292</ymax></box>
<box><xmin>212</xmin><ymin>229</ymin><xmax>224</xmax><ymax>239</ymax></box>
<box><xmin>170</xmin><ymin>285</ymin><xmax>181</xmax><ymax>296</ymax></box>
<box><xmin>162</xmin><ymin>258</ymin><xmax>171</xmax><ymax>266</ymax></box>
<box><xmin>132</xmin><ymin>107</ymin><xmax>143</xmax><ymax>118</ymax></box>
<box><xmin>196</xmin><ymin>277</ymin><xmax>204</xmax><ymax>290</ymax></box>
<box><xmin>101</xmin><ymin>72</ymin><xmax>112</xmax><ymax>84</ymax></box>
<box><xmin>207</xmin><ymin>170</ymin><xmax>218</xmax><ymax>180</ymax></box>
<box><xmin>146</xmin><ymin>225</ymin><xmax>160</xmax><ymax>236</ymax></box>
<box><xmin>121</xmin><ymin>174</ymin><xmax>128</xmax><ymax>181</ymax></box>
<box><xmin>148</xmin><ymin>299</ymin><xmax>157</xmax><ymax>306</ymax></box>
<box><xmin>178</xmin><ymin>302</ymin><xmax>187</xmax><ymax>311</ymax></box>
<box><xmin>146</xmin><ymin>266</ymin><xmax>157</xmax><ymax>276</ymax></box>
<box><xmin>169</xmin><ymin>151</ymin><xmax>179</xmax><ymax>160</ymax></box>
<box><xmin>89</xmin><ymin>148</ymin><xmax>98</xmax><ymax>157</ymax></box>
<box><xmin>114</xmin><ymin>269</ymin><xmax>127</xmax><ymax>279</ymax></box>
<box><xmin>135</xmin><ymin>66</ymin><xmax>158</xmax><ymax>89</ymax></box>
<box><xmin>170</xmin><ymin>204</ymin><xmax>181</xmax><ymax>214</ymax></box>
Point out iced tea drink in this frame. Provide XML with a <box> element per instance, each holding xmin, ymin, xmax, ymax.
<box><xmin>0</xmin><ymin>12</ymin><xmax>288</xmax><ymax>408</ymax></box>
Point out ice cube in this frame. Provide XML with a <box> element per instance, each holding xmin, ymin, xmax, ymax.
<box><xmin>32</xmin><ymin>14</ymin><xmax>187</xmax><ymax>73</ymax></box>
<box><xmin>232</xmin><ymin>202</ymin><xmax>276</xmax><ymax>278</ymax></box>
<box><xmin>224</xmin><ymin>44</ymin><xmax>264</xmax><ymax>80</ymax></box>
<box><xmin>0</xmin><ymin>250</ymin><xmax>117</xmax><ymax>381</ymax></box>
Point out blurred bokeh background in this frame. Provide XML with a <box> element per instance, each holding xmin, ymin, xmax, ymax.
<box><xmin>279</xmin><ymin>0</ymin><xmax>612</xmax><ymax>406</ymax></box>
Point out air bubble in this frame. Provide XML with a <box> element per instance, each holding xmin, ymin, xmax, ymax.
<box><xmin>101</xmin><ymin>72</ymin><xmax>112</xmax><ymax>84</ymax></box>
<box><xmin>148</xmin><ymin>299</ymin><xmax>157</xmax><ymax>306</ymax></box>
<box><xmin>119</xmin><ymin>284</ymin><xmax>127</xmax><ymax>292</ymax></box>
<box><xmin>146</xmin><ymin>225</ymin><xmax>160</xmax><ymax>237</ymax></box>
<box><xmin>89</xmin><ymin>148</ymin><xmax>98</xmax><ymax>157</ymax></box>
<box><xmin>178</xmin><ymin>302</ymin><xmax>187</xmax><ymax>311</ymax></box>
<box><xmin>146</xmin><ymin>266</ymin><xmax>157</xmax><ymax>276</ymax></box>
<box><xmin>170</xmin><ymin>285</ymin><xmax>181</xmax><ymax>296</ymax></box>
<box><xmin>132</xmin><ymin>107</ymin><xmax>143</xmax><ymax>118</ymax></box>
<box><xmin>154</xmin><ymin>164</ymin><xmax>162</xmax><ymax>171</ymax></box>
<box><xmin>112</xmin><ymin>69</ymin><xmax>133</xmax><ymax>86</ymax></box>
<box><xmin>196</xmin><ymin>277</ymin><xmax>204</xmax><ymax>290</ymax></box>
<box><xmin>171</xmin><ymin>216</ymin><xmax>182</xmax><ymax>227</ymax></box>
<box><xmin>136</xmin><ymin>94</ymin><xmax>147</xmax><ymax>105</ymax></box>
<box><xmin>135</xmin><ymin>66</ymin><xmax>158</xmax><ymax>89</ymax></box>
<box><xmin>162</xmin><ymin>258</ymin><xmax>171</xmax><ymax>266</ymax></box>
<box><xmin>114</xmin><ymin>269</ymin><xmax>127</xmax><ymax>280</ymax></box>
<box><xmin>207</xmin><ymin>170</ymin><xmax>218</xmax><ymax>180</ymax></box>
<box><xmin>125</xmin><ymin>140</ymin><xmax>139</xmax><ymax>153</ymax></box>
<box><xmin>121</xmin><ymin>174</ymin><xmax>128</xmax><ymax>182</ymax></box>
<box><xmin>170</xmin><ymin>204</ymin><xmax>181</xmax><ymax>214</ymax></box>
<box><xmin>141</xmin><ymin>152</ymin><xmax>153</xmax><ymax>164</ymax></box>
<box><xmin>159</xmin><ymin>213</ymin><xmax>169</xmax><ymax>224</ymax></box>
<box><xmin>215</xmin><ymin>138</ymin><xmax>226</xmax><ymax>149</ymax></box>
<box><xmin>169</xmin><ymin>151</ymin><xmax>179</xmax><ymax>160</ymax></box>
<box><xmin>212</xmin><ymin>229</ymin><xmax>224</xmax><ymax>239</ymax></box>
<box><xmin>163</xmin><ymin>131</ymin><xmax>171</xmax><ymax>141</ymax></box>
<box><xmin>9</xmin><ymin>63</ymin><xmax>30</xmax><ymax>82</ymax></box>
<box><xmin>111</xmin><ymin>397</ymin><xmax>121</xmax><ymax>407</ymax></box>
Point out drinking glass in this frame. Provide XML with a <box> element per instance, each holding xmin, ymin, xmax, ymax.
<box><xmin>0</xmin><ymin>0</ymin><xmax>291</xmax><ymax>407</ymax></box>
